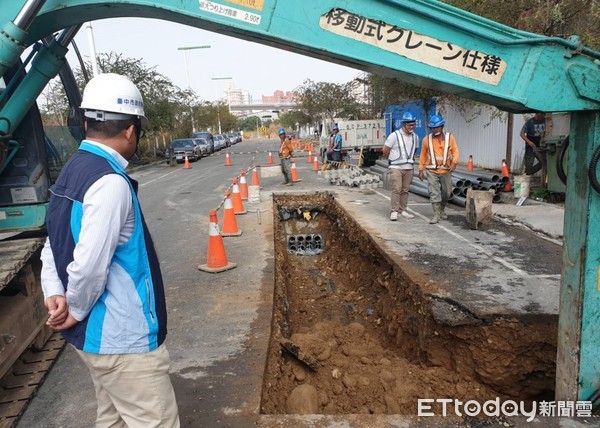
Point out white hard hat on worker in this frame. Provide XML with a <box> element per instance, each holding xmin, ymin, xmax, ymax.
<box><xmin>80</xmin><ymin>73</ymin><xmax>148</xmax><ymax>128</ymax></box>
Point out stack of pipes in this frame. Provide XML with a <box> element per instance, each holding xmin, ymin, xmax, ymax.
<box><xmin>409</xmin><ymin>167</ymin><xmax>507</xmax><ymax>207</ymax></box>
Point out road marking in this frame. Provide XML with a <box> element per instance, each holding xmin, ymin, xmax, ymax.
<box><xmin>373</xmin><ymin>189</ymin><xmax>530</xmax><ymax>276</ymax></box>
<box><xmin>139</xmin><ymin>168</ymin><xmax>182</xmax><ymax>187</ymax></box>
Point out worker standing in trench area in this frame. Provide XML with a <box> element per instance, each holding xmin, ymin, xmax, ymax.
<box><xmin>383</xmin><ymin>111</ymin><xmax>419</xmax><ymax>221</ymax></box>
<box><xmin>418</xmin><ymin>114</ymin><xmax>459</xmax><ymax>224</ymax></box>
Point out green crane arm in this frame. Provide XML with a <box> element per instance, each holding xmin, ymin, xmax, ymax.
<box><xmin>1</xmin><ymin>0</ymin><xmax>600</xmax><ymax>408</ymax></box>
<box><xmin>1</xmin><ymin>0</ymin><xmax>599</xmax><ymax>114</ymax></box>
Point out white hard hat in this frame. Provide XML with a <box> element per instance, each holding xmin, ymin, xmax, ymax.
<box><xmin>80</xmin><ymin>73</ymin><xmax>148</xmax><ymax>127</ymax></box>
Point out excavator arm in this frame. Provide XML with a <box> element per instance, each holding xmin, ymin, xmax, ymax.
<box><xmin>1</xmin><ymin>0</ymin><xmax>600</xmax><ymax>406</ymax></box>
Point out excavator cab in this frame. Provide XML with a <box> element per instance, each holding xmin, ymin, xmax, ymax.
<box><xmin>0</xmin><ymin>56</ymin><xmax>83</xmax><ymax>235</ymax></box>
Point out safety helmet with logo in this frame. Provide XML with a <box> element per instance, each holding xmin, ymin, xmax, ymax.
<box><xmin>80</xmin><ymin>73</ymin><xmax>148</xmax><ymax>128</ymax></box>
<box><xmin>428</xmin><ymin>114</ymin><xmax>445</xmax><ymax>128</ymax></box>
<box><xmin>332</xmin><ymin>123</ymin><xmax>339</xmax><ymax>131</ymax></box>
<box><xmin>401</xmin><ymin>112</ymin><xmax>416</xmax><ymax>123</ymax></box>
<box><xmin>278</xmin><ymin>127</ymin><xmax>286</xmax><ymax>136</ymax></box>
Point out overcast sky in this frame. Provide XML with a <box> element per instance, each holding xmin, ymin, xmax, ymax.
<box><xmin>65</xmin><ymin>17</ymin><xmax>361</xmax><ymax>103</ymax></box>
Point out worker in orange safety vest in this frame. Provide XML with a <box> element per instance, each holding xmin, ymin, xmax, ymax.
<box><xmin>418</xmin><ymin>114</ymin><xmax>459</xmax><ymax>224</ymax></box>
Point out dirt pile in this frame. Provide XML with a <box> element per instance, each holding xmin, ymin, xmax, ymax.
<box><xmin>261</xmin><ymin>192</ymin><xmax>556</xmax><ymax>416</ymax></box>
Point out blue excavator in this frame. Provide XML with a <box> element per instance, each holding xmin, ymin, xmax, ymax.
<box><xmin>0</xmin><ymin>0</ymin><xmax>599</xmax><ymax>407</ymax></box>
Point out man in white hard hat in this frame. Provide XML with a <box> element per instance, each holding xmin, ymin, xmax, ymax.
<box><xmin>40</xmin><ymin>73</ymin><xmax>180</xmax><ymax>427</ymax></box>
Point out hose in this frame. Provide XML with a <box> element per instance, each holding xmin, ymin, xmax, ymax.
<box><xmin>589</xmin><ymin>144</ymin><xmax>600</xmax><ymax>194</ymax></box>
<box><xmin>557</xmin><ymin>136</ymin><xmax>569</xmax><ymax>185</ymax></box>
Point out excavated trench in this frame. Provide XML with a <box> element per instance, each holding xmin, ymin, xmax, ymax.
<box><xmin>260</xmin><ymin>192</ymin><xmax>557</xmax><ymax>416</ymax></box>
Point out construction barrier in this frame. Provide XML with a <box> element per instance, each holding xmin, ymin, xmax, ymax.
<box><xmin>198</xmin><ymin>210</ymin><xmax>237</xmax><ymax>273</ymax></box>
<box><xmin>251</xmin><ymin>166</ymin><xmax>261</xmax><ymax>187</ymax></box>
<box><xmin>231</xmin><ymin>178</ymin><xmax>247</xmax><ymax>215</ymax></box>
<box><xmin>501</xmin><ymin>159</ymin><xmax>512</xmax><ymax>192</ymax></box>
<box><xmin>239</xmin><ymin>171</ymin><xmax>249</xmax><ymax>200</ymax></box>
<box><xmin>221</xmin><ymin>191</ymin><xmax>242</xmax><ymax>237</ymax></box>
<box><xmin>291</xmin><ymin>159</ymin><xmax>300</xmax><ymax>182</ymax></box>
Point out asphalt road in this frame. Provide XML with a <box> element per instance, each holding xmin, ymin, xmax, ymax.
<box><xmin>17</xmin><ymin>140</ymin><xmax>581</xmax><ymax>427</ymax></box>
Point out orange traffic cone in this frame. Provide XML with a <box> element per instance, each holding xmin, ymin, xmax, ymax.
<box><xmin>251</xmin><ymin>166</ymin><xmax>260</xmax><ymax>187</ymax></box>
<box><xmin>307</xmin><ymin>151</ymin><xmax>313</xmax><ymax>163</ymax></box>
<box><xmin>501</xmin><ymin>159</ymin><xmax>512</xmax><ymax>192</ymax></box>
<box><xmin>268</xmin><ymin>152</ymin><xmax>273</xmax><ymax>164</ymax></box>
<box><xmin>183</xmin><ymin>154</ymin><xmax>191</xmax><ymax>169</ymax></box>
<box><xmin>198</xmin><ymin>210</ymin><xmax>237</xmax><ymax>273</ymax></box>
<box><xmin>467</xmin><ymin>155</ymin><xmax>473</xmax><ymax>171</ymax></box>
<box><xmin>313</xmin><ymin>157</ymin><xmax>319</xmax><ymax>171</ymax></box>
<box><xmin>239</xmin><ymin>171</ymin><xmax>249</xmax><ymax>200</ymax></box>
<box><xmin>221</xmin><ymin>191</ymin><xmax>242</xmax><ymax>237</ymax></box>
<box><xmin>231</xmin><ymin>178</ymin><xmax>247</xmax><ymax>215</ymax></box>
<box><xmin>224</xmin><ymin>152</ymin><xmax>232</xmax><ymax>166</ymax></box>
<box><xmin>291</xmin><ymin>159</ymin><xmax>300</xmax><ymax>182</ymax></box>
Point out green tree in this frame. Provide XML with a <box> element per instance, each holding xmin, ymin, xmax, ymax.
<box><xmin>447</xmin><ymin>0</ymin><xmax>600</xmax><ymax>49</ymax></box>
<box><xmin>238</xmin><ymin>116</ymin><xmax>261</xmax><ymax>133</ymax></box>
<box><xmin>296</xmin><ymin>79</ymin><xmax>360</xmax><ymax>123</ymax></box>
<box><xmin>41</xmin><ymin>78</ymin><xmax>69</xmax><ymax>126</ymax></box>
<box><xmin>278</xmin><ymin>110</ymin><xmax>311</xmax><ymax>131</ymax></box>
<box><xmin>75</xmin><ymin>52</ymin><xmax>194</xmax><ymax>137</ymax></box>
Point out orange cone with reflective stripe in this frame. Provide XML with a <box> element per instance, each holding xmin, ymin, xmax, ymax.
<box><xmin>198</xmin><ymin>210</ymin><xmax>237</xmax><ymax>273</ymax></box>
<box><xmin>239</xmin><ymin>171</ymin><xmax>249</xmax><ymax>200</ymax></box>
<box><xmin>501</xmin><ymin>159</ymin><xmax>512</xmax><ymax>192</ymax></box>
<box><xmin>221</xmin><ymin>191</ymin><xmax>242</xmax><ymax>236</ymax></box>
<box><xmin>291</xmin><ymin>159</ymin><xmax>300</xmax><ymax>182</ymax></box>
<box><xmin>307</xmin><ymin>151</ymin><xmax>313</xmax><ymax>163</ymax></box>
<box><xmin>225</xmin><ymin>151</ymin><xmax>232</xmax><ymax>166</ymax></box>
<box><xmin>268</xmin><ymin>152</ymin><xmax>273</xmax><ymax>164</ymax></box>
<box><xmin>231</xmin><ymin>178</ymin><xmax>247</xmax><ymax>214</ymax></box>
<box><xmin>467</xmin><ymin>155</ymin><xmax>473</xmax><ymax>171</ymax></box>
<box><xmin>313</xmin><ymin>157</ymin><xmax>319</xmax><ymax>171</ymax></box>
<box><xmin>251</xmin><ymin>166</ymin><xmax>260</xmax><ymax>187</ymax></box>
<box><xmin>184</xmin><ymin>154</ymin><xmax>191</xmax><ymax>169</ymax></box>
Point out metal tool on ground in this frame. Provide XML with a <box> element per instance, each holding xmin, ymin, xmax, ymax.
<box><xmin>183</xmin><ymin>154</ymin><xmax>191</xmax><ymax>169</ymax></box>
<box><xmin>198</xmin><ymin>210</ymin><xmax>237</xmax><ymax>273</ymax></box>
<box><xmin>231</xmin><ymin>178</ymin><xmax>247</xmax><ymax>215</ymax></box>
<box><xmin>221</xmin><ymin>191</ymin><xmax>242</xmax><ymax>237</ymax></box>
<box><xmin>279</xmin><ymin>338</ymin><xmax>318</xmax><ymax>371</ymax></box>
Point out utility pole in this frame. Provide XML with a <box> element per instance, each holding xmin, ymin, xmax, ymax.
<box><xmin>178</xmin><ymin>45</ymin><xmax>211</xmax><ymax>133</ymax></box>
<box><xmin>211</xmin><ymin>77</ymin><xmax>232</xmax><ymax>134</ymax></box>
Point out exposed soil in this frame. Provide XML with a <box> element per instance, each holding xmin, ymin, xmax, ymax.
<box><xmin>260</xmin><ymin>192</ymin><xmax>556</xmax><ymax>417</ymax></box>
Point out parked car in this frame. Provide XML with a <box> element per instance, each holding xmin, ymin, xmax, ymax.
<box><xmin>227</xmin><ymin>133</ymin><xmax>238</xmax><ymax>145</ymax></box>
<box><xmin>169</xmin><ymin>139</ymin><xmax>202</xmax><ymax>163</ymax></box>
<box><xmin>214</xmin><ymin>134</ymin><xmax>229</xmax><ymax>150</ymax></box>
<box><xmin>192</xmin><ymin>131</ymin><xmax>215</xmax><ymax>153</ymax></box>
<box><xmin>193</xmin><ymin>137</ymin><xmax>210</xmax><ymax>157</ymax></box>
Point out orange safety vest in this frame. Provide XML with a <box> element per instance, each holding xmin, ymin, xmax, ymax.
<box><xmin>419</xmin><ymin>132</ymin><xmax>458</xmax><ymax>174</ymax></box>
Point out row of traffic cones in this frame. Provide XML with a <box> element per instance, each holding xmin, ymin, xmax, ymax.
<box><xmin>198</xmin><ymin>166</ymin><xmax>263</xmax><ymax>273</ymax></box>
<box><xmin>200</xmin><ymin>151</ymin><xmax>315</xmax><ymax>273</ymax></box>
